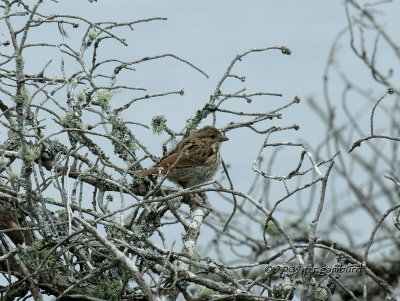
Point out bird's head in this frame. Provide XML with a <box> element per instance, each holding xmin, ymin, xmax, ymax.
<box><xmin>192</xmin><ymin>126</ymin><xmax>229</xmax><ymax>145</ymax></box>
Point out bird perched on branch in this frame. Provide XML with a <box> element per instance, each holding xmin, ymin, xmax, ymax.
<box><xmin>0</xmin><ymin>206</ymin><xmax>25</xmax><ymax>245</ymax></box>
<box><xmin>135</xmin><ymin>126</ymin><xmax>229</xmax><ymax>188</ymax></box>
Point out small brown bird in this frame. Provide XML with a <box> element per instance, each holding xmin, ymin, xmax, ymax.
<box><xmin>135</xmin><ymin>126</ymin><xmax>229</xmax><ymax>188</ymax></box>
<box><xmin>0</xmin><ymin>206</ymin><xmax>25</xmax><ymax>245</ymax></box>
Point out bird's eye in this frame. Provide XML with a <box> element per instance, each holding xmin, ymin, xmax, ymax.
<box><xmin>210</xmin><ymin>134</ymin><xmax>216</xmax><ymax>138</ymax></box>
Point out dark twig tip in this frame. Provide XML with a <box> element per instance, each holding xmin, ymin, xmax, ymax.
<box><xmin>281</xmin><ymin>46</ymin><xmax>292</xmax><ymax>55</ymax></box>
<box><xmin>349</xmin><ymin>140</ymin><xmax>362</xmax><ymax>153</ymax></box>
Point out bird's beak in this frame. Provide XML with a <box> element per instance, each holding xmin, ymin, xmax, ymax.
<box><xmin>219</xmin><ymin>136</ymin><xmax>229</xmax><ymax>142</ymax></box>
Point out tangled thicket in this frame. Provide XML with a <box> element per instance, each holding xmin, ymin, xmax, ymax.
<box><xmin>0</xmin><ymin>1</ymin><xmax>399</xmax><ymax>300</ymax></box>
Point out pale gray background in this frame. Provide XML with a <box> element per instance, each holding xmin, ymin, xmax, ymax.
<box><xmin>4</xmin><ymin>1</ymin><xmax>400</xmax><ymax>299</ymax></box>
<box><xmin>20</xmin><ymin>0</ymin><xmax>399</xmax><ymax>245</ymax></box>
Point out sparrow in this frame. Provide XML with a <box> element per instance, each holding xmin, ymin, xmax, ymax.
<box><xmin>0</xmin><ymin>206</ymin><xmax>25</xmax><ymax>245</ymax></box>
<box><xmin>135</xmin><ymin>126</ymin><xmax>229</xmax><ymax>188</ymax></box>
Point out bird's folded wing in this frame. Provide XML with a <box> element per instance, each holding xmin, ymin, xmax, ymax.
<box><xmin>159</xmin><ymin>143</ymin><xmax>214</xmax><ymax>167</ymax></box>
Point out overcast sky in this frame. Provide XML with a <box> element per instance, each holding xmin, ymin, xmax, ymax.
<box><xmin>19</xmin><ymin>0</ymin><xmax>397</xmax><ymax>229</ymax></box>
<box><xmin>2</xmin><ymin>2</ymin><xmax>400</xmax><ymax>299</ymax></box>
<box><xmin>5</xmin><ymin>0</ymin><xmax>400</xmax><ymax>258</ymax></box>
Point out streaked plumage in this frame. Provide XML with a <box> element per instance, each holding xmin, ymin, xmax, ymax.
<box><xmin>135</xmin><ymin>126</ymin><xmax>228</xmax><ymax>188</ymax></box>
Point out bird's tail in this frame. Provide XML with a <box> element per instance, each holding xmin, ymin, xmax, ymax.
<box><xmin>134</xmin><ymin>167</ymin><xmax>164</xmax><ymax>177</ymax></box>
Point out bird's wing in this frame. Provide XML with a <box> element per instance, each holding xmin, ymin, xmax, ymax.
<box><xmin>158</xmin><ymin>142</ymin><xmax>214</xmax><ymax>168</ymax></box>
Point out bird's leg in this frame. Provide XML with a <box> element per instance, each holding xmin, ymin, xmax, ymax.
<box><xmin>183</xmin><ymin>192</ymin><xmax>212</xmax><ymax>210</ymax></box>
